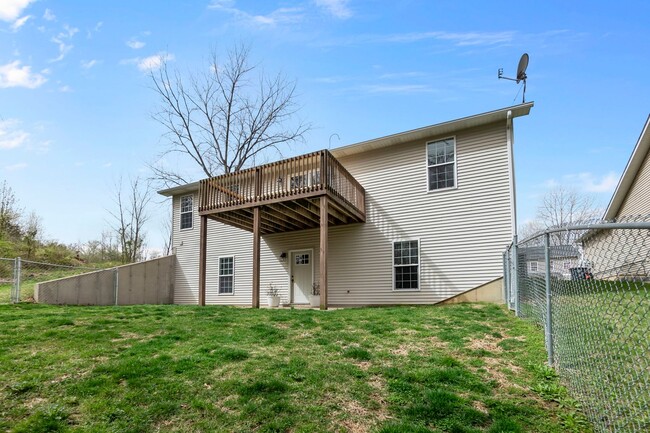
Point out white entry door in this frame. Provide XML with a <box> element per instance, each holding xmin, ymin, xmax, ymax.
<box><xmin>290</xmin><ymin>250</ymin><xmax>313</xmax><ymax>304</ymax></box>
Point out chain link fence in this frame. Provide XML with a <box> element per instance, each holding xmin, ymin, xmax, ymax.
<box><xmin>504</xmin><ymin>215</ymin><xmax>650</xmax><ymax>432</ymax></box>
<box><xmin>0</xmin><ymin>257</ymin><xmax>98</xmax><ymax>304</ymax></box>
<box><xmin>1</xmin><ymin>256</ymin><xmax>175</xmax><ymax>305</ymax></box>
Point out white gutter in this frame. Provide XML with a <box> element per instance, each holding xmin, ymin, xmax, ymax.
<box><xmin>506</xmin><ymin>110</ymin><xmax>518</xmax><ymax>238</ymax></box>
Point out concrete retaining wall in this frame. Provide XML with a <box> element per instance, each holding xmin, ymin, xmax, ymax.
<box><xmin>35</xmin><ymin>255</ymin><xmax>175</xmax><ymax>305</ymax></box>
<box><xmin>438</xmin><ymin>277</ymin><xmax>504</xmax><ymax>305</ymax></box>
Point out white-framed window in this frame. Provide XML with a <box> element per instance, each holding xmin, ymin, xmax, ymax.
<box><xmin>393</xmin><ymin>240</ymin><xmax>420</xmax><ymax>290</ymax></box>
<box><xmin>180</xmin><ymin>195</ymin><xmax>193</xmax><ymax>230</ymax></box>
<box><xmin>528</xmin><ymin>261</ymin><xmax>539</xmax><ymax>272</ymax></box>
<box><xmin>218</xmin><ymin>256</ymin><xmax>234</xmax><ymax>294</ymax></box>
<box><xmin>295</xmin><ymin>253</ymin><xmax>310</xmax><ymax>265</ymax></box>
<box><xmin>427</xmin><ymin>138</ymin><xmax>456</xmax><ymax>191</ymax></box>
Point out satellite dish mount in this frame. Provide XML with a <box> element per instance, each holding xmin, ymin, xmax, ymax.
<box><xmin>498</xmin><ymin>53</ymin><xmax>529</xmax><ymax>103</ymax></box>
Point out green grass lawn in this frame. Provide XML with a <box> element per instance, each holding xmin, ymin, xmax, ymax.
<box><xmin>0</xmin><ymin>303</ymin><xmax>592</xmax><ymax>433</ymax></box>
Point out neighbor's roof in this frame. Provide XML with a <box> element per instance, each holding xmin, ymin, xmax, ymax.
<box><xmin>518</xmin><ymin>245</ymin><xmax>581</xmax><ymax>261</ymax></box>
<box><xmin>603</xmin><ymin>115</ymin><xmax>650</xmax><ymax>220</ymax></box>
<box><xmin>158</xmin><ymin>102</ymin><xmax>534</xmax><ymax>197</ymax></box>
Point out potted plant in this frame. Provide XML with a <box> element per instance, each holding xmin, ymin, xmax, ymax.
<box><xmin>310</xmin><ymin>283</ymin><xmax>320</xmax><ymax>307</ymax></box>
<box><xmin>266</xmin><ymin>282</ymin><xmax>281</xmax><ymax>307</ymax></box>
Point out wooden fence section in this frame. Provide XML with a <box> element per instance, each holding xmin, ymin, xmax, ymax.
<box><xmin>198</xmin><ymin>150</ymin><xmax>365</xmax><ymax>218</ymax></box>
<box><xmin>35</xmin><ymin>256</ymin><xmax>175</xmax><ymax>306</ymax></box>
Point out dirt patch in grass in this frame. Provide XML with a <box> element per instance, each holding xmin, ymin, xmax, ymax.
<box><xmin>467</xmin><ymin>334</ymin><xmax>504</xmax><ymax>353</ymax></box>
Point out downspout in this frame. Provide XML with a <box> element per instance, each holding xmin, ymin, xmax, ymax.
<box><xmin>506</xmin><ymin>110</ymin><xmax>517</xmax><ymax>237</ymax></box>
<box><xmin>506</xmin><ymin>110</ymin><xmax>520</xmax><ymax>315</ymax></box>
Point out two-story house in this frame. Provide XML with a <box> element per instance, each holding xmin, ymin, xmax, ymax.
<box><xmin>158</xmin><ymin>103</ymin><xmax>534</xmax><ymax>308</ymax></box>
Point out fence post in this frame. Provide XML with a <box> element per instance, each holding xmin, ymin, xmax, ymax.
<box><xmin>12</xmin><ymin>257</ymin><xmax>22</xmax><ymax>303</ymax></box>
<box><xmin>512</xmin><ymin>236</ymin><xmax>520</xmax><ymax>316</ymax></box>
<box><xmin>113</xmin><ymin>267</ymin><xmax>119</xmax><ymax>306</ymax></box>
<box><xmin>543</xmin><ymin>232</ymin><xmax>554</xmax><ymax>366</ymax></box>
<box><xmin>502</xmin><ymin>251</ymin><xmax>508</xmax><ymax>306</ymax></box>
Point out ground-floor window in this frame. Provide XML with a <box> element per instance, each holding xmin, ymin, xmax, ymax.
<box><xmin>393</xmin><ymin>240</ymin><xmax>419</xmax><ymax>290</ymax></box>
<box><xmin>219</xmin><ymin>256</ymin><xmax>234</xmax><ymax>294</ymax></box>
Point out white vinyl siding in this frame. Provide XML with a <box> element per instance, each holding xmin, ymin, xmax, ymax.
<box><xmin>618</xmin><ymin>149</ymin><xmax>650</xmax><ymax>217</ymax></box>
<box><xmin>170</xmin><ymin>120</ymin><xmax>513</xmax><ymax>305</ymax></box>
<box><xmin>328</xmin><ymin>121</ymin><xmax>512</xmax><ymax>304</ymax></box>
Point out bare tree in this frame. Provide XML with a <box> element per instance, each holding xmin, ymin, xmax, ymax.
<box><xmin>0</xmin><ymin>180</ymin><xmax>23</xmax><ymax>240</ymax></box>
<box><xmin>537</xmin><ymin>186</ymin><xmax>599</xmax><ymax>227</ymax></box>
<box><xmin>22</xmin><ymin>212</ymin><xmax>42</xmax><ymax>260</ymax></box>
<box><xmin>109</xmin><ymin>177</ymin><xmax>152</xmax><ymax>264</ymax></box>
<box><xmin>525</xmin><ymin>186</ymin><xmax>600</xmax><ymax>244</ymax></box>
<box><xmin>149</xmin><ymin>44</ymin><xmax>310</xmax><ymax>187</ymax></box>
<box><xmin>161</xmin><ymin>206</ymin><xmax>172</xmax><ymax>256</ymax></box>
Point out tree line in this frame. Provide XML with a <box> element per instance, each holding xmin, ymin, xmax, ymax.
<box><xmin>0</xmin><ymin>179</ymin><xmax>160</xmax><ymax>266</ymax></box>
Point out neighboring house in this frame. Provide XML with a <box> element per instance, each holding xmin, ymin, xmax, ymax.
<box><xmin>159</xmin><ymin>103</ymin><xmax>533</xmax><ymax>307</ymax></box>
<box><xmin>519</xmin><ymin>245</ymin><xmax>581</xmax><ymax>280</ymax></box>
<box><xmin>582</xmin><ymin>115</ymin><xmax>650</xmax><ymax>280</ymax></box>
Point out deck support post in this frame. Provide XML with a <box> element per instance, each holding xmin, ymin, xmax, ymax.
<box><xmin>252</xmin><ymin>206</ymin><xmax>261</xmax><ymax>308</ymax></box>
<box><xmin>319</xmin><ymin>195</ymin><xmax>328</xmax><ymax>310</ymax></box>
<box><xmin>198</xmin><ymin>215</ymin><xmax>207</xmax><ymax>306</ymax></box>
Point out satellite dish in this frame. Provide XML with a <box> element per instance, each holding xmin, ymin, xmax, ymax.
<box><xmin>498</xmin><ymin>53</ymin><xmax>529</xmax><ymax>103</ymax></box>
<box><xmin>516</xmin><ymin>53</ymin><xmax>529</xmax><ymax>83</ymax></box>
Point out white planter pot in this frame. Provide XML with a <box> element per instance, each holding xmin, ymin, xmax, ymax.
<box><xmin>267</xmin><ymin>296</ymin><xmax>281</xmax><ymax>307</ymax></box>
<box><xmin>310</xmin><ymin>295</ymin><xmax>320</xmax><ymax>308</ymax></box>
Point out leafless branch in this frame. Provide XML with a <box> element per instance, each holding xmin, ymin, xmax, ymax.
<box><xmin>148</xmin><ymin>44</ymin><xmax>310</xmax><ymax>186</ymax></box>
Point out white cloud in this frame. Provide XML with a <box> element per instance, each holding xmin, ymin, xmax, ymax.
<box><xmin>134</xmin><ymin>52</ymin><xmax>174</xmax><ymax>72</ymax></box>
<box><xmin>379</xmin><ymin>71</ymin><xmax>426</xmax><ymax>79</ymax></box>
<box><xmin>59</xmin><ymin>84</ymin><xmax>72</xmax><ymax>92</ymax></box>
<box><xmin>0</xmin><ymin>61</ymin><xmax>47</xmax><ymax>88</ymax></box>
<box><xmin>542</xmin><ymin>172</ymin><xmax>619</xmax><ymax>194</ymax></box>
<box><xmin>385</xmin><ymin>31</ymin><xmax>516</xmax><ymax>46</ymax></box>
<box><xmin>4</xmin><ymin>162</ymin><xmax>28</xmax><ymax>171</ymax></box>
<box><xmin>208</xmin><ymin>1</ymin><xmax>304</xmax><ymax>27</ymax></box>
<box><xmin>0</xmin><ymin>119</ymin><xmax>30</xmax><ymax>150</ymax></box>
<box><xmin>0</xmin><ymin>0</ymin><xmax>35</xmax><ymax>22</ymax></box>
<box><xmin>81</xmin><ymin>59</ymin><xmax>99</xmax><ymax>69</ymax></box>
<box><xmin>314</xmin><ymin>0</ymin><xmax>352</xmax><ymax>19</ymax></box>
<box><xmin>50</xmin><ymin>24</ymin><xmax>79</xmax><ymax>62</ymax></box>
<box><xmin>316</xmin><ymin>30</ymin><xmax>517</xmax><ymax>48</ymax></box>
<box><xmin>43</xmin><ymin>8</ymin><xmax>56</xmax><ymax>21</ymax></box>
<box><xmin>363</xmin><ymin>84</ymin><xmax>437</xmax><ymax>94</ymax></box>
<box><xmin>10</xmin><ymin>14</ymin><xmax>31</xmax><ymax>31</ymax></box>
<box><xmin>568</xmin><ymin>172</ymin><xmax>619</xmax><ymax>193</ymax></box>
<box><xmin>126</xmin><ymin>39</ymin><xmax>146</xmax><ymax>49</ymax></box>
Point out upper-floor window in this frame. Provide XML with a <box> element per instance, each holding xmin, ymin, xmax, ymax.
<box><xmin>180</xmin><ymin>195</ymin><xmax>193</xmax><ymax>230</ymax></box>
<box><xmin>427</xmin><ymin>138</ymin><xmax>456</xmax><ymax>191</ymax></box>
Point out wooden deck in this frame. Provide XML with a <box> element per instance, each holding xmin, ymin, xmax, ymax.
<box><xmin>198</xmin><ymin>150</ymin><xmax>366</xmax><ymax>234</ymax></box>
<box><xmin>197</xmin><ymin>150</ymin><xmax>366</xmax><ymax>310</ymax></box>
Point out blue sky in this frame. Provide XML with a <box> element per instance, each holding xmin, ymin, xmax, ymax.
<box><xmin>1</xmin><ymin>0</ymin><xmax>649</xmax><ymax>252</ymax></box>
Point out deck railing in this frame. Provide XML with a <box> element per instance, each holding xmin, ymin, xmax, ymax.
<box><xmin>199</xmin><ymin>150</ymin><xmax>365</xmax><ymax>216</ymax></box>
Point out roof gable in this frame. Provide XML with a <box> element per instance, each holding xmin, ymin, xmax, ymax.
<box><xmin>604</xmin><ymin>115</ymin><xmax>650</xmax><ymax>219</ymax></box>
